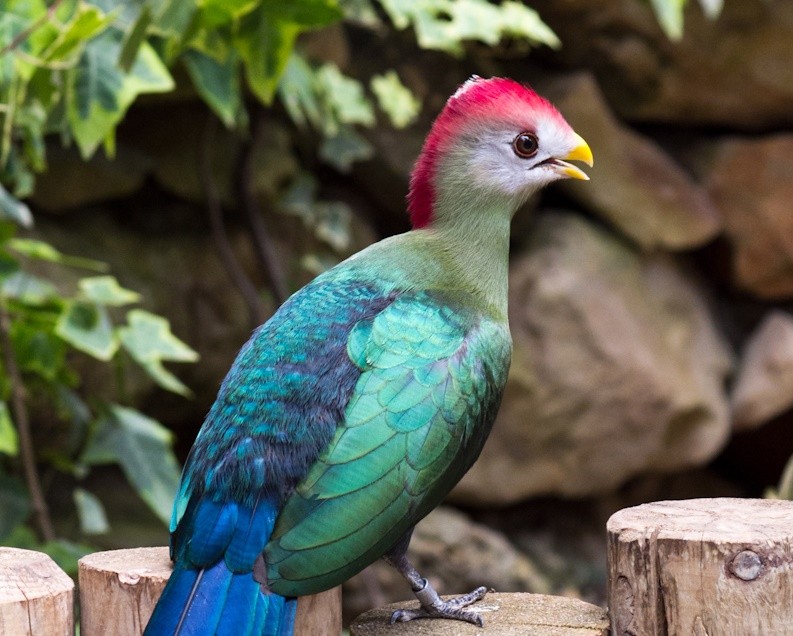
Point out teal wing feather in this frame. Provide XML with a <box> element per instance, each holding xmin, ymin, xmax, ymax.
<box><xmin>263</xmin><ymin>291</ymin><xmax>511</xmax><ymax>596</ymax></box>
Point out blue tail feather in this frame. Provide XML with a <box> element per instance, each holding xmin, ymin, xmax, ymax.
<box><xmin>144</xmin><ymin>559</ymin><xmax>296</xmax><ymax>636</ymax></box>
<box><xmin>144</xmin><ymin>496</ymin><xmax>296</xmax><ymax>635</ymax></box>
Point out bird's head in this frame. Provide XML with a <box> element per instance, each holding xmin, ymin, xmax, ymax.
<box><xmin>408</xmin><ymin>76</ymin><xmax>593</xmax><ymax>229</ymax></box>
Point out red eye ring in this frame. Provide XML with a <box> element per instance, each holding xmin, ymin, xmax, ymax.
<box><xmin>513</xmin><ymin>132</ymin><xmax>539</xmax><ymax>158</ymax></box>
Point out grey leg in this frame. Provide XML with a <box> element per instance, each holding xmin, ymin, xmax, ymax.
<box><xmin>382</xmin><ymin>531</ymin><xmax>488</xmax><ymax>627</ymax></box>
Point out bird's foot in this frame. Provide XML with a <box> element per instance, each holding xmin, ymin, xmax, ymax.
<box><xmin>390</xmin><ymin>579</ymin><xmax>488</xmax><ymax>626</ymax></box>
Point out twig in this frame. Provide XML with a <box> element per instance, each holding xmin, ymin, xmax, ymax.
<box><xmin>0</xmin><ymin>296</ymin><xmax>55</xmax><ymax>542</ymax></box>
<box><xmin>200</xmin><ymin>115</ymin><xmax>267</xmax><ymax>328</ymax></box>
<box><xmin>238</xmin><ymin>112</ymin><xmax>289</xmax><ymax>306</ymax></box>
<box><xmin>0</xmin><ymin>0</ymin><xmax>66</xmax><ymax>57</ymax></box>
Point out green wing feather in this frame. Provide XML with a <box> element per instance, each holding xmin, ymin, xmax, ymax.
<box><xmin>263</xmin><ymin>292</ymin><xmax>511</xmax><ymax>596</ymax></box>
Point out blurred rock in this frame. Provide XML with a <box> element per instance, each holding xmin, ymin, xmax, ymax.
<box><xmin>731</xmin><ymin>311</ymin><xmax>793</xmax><ymax>430</ymax></box>
<box><xmin>342</xmin><ymin>506</ymin><xmax>549</xmax><ymax>622</ymax></box>
<box><xmin>32</xmin><ymin>144</ymin><xmax>149</xmax><ymax>212</ymax></box>
<box><xmin>453</xmin><ymin>212</ymin><xmax>732</xmax><ymax>504</ymax></box>
<box><xmin>531</xmin><ymin>0</ymin><xmax>793</xmax><ymax>130</ymax></box>
<box><xmin>541</xmin><ymin>73</ymin><xmax>721</xmax><ymax>251</ymax></box>
<box><xmin>704</xmin><ymin>134</ymin><xmax>793</xmax><ymax>298</ymax></box>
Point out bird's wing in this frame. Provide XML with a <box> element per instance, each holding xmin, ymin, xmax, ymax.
<box><xmin>169</xmin><ymin>278</ymin><xmax>399</xmax><ymax>560</ymax></box>
<box><xmin>263</xmin><ymin>291</ymin><xmax>511</xmax><ymax>596</ymax></box>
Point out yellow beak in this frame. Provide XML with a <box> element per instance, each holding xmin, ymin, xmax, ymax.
<box><xmin>557</xmin><ymin>133</ymin><xmax>594</xmax><ymax>181</ymax></box>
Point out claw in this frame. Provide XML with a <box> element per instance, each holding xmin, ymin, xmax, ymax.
<box><xmin>389</xmin><ymin>580</ymin><xmax>488</xmax><ymax>626</ymax></box>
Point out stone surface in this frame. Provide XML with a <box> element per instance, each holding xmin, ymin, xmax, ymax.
<box><xmin>704</xmin><ymin>134</ymin><xmax>793</xmax><ymax>298</ymax></box>
<box><xmin>351</xmin><ymin>593</ymin><xmax>609</xmax><ymax>636</ymax></box>
<box><xmin>731</xmin><ymin>311</ymin><xmax>793</xmax><ymax>430</ymax></box>
<box><xmin>540</xmin><ymin>73</ymin><xmax>721</xmax><ymax>251</ymax></box>
<box><xmin>453</xmin><ymin>212</ymin><xmax>732</xmax><ymax>504</ymax></box>
<box><xmin>530</xmin><ymin>0</ymin><xmax>793</xmax><ymax>130</ymax></box>
<box><xmin>32</xmin><ymin>144</ymin><xmax>149</xmax><ymax>212</ymax></box>
<box><xmin>343</xmin><ymin>507</ymin><xmax>549</xmax><ymax>623</ymax></box>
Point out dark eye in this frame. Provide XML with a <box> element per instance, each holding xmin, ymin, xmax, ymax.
<box><xmin>512</xmin><ymin>132</ymin><xmax>539</xmax><ymax>158</ymax></box>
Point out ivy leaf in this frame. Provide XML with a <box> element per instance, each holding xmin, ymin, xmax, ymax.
<box><xmin>82</xmin><ymin>404</ymin><xmax>181</xmax><ymax>525</ymax></box>
<box><xmin>379</xmin><ymin>0</ymin><xmax>558</xmax><ymax>55</ymax></box>
<box><xmin>8</xmin><ymin>238</ymin><xmax>108</xmax><ymax>271</ymax></box>
<box><xmin>73</xmin><ymin>487</ymin><xmax>110</xmax><ymax>535</ymax></box>
<box><xmin>55</xmin><ymin>301</ymin><xmax>118</xmax><ymax>361</ymax></box>
<box><xmin>277</xmin><ymin>53</ymin><xmax>323</xmax><ymax>130</ymax></box>
<box><xmin>649</xmin><ymin>0</ymin><xmax>686</xmax><ymax>40</ymax></box>
<box><xmin>12</xmin><ymin>324</ymin><xmax>67</xmax><ymax>381</ymax></box>
<box><xmin>118</xmin><ymin>309</ymin><xmax>198</xmax><ymax>396</ymax></box>
<box><xmin>0</xmin><ymin>403</ymin><xmax>18</xmax><ymax>456</ymax></box>
<box><xmin>319</xmin><ymin>126</ymin><xmax>374</xmax><ymax>172</ymax></box>
<box><xmin>68</xmin><ymin>30</ymin><xmax>174</xmax><ymax>158</ymax></box>
<box><xmin>183</xmin><ymin>49</ymin><xmax>242</xmax><ymax>129</ymax></box>
<box><xmin>236</xmin><ymin>0</ymin><xmax>342</xmax><ymax>104</ymax></box>
<box><xmin>315</xmin><ymin>64</ymin><xmax>375</xmax><ymax>134</ymax></box>
<box><xmin>78</xmin><ymin>275</ymin><xmax>141</xmax><ymax>307</ymax></box>
<box><xmin>2</xmin><ymin>271</ymin><xmax>57</xmax><ymax>305</ymax></box>
<box><xmin>0</xmin><ymin>185</ymin><xmax>33</xmax><ymax>228</ymax></box>
<box><xmin>370</xmin><ymin>71</ymin><xmax>421</xmax><ymax>128</ymax></box>
<box><xmin>41</xmin><ymin>3</ymin><xmax>115</xmax><ymax>64</ymax></box>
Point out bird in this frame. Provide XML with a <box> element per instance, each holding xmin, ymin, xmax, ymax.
<box><xmin>144</xmin><ymin>75</ymin><xmax>593</xmax><ymax>635</ymax></box>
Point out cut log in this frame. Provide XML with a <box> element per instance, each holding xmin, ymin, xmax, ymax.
<box><xmin>0</xmin><ymin>547</ymin><xmax>74</xmax><ymax>636</ymax></box>
<box><xmin>350</xmin><ymin>593</ymin><xmax>609</xmax><ymax>635</ymax></box>
<box><xmin>608</xmin><ymin>498</ymin><xmax>793</xmax><ymax>636</ymax></box>
<box><xmin>78</xmin><ymin>546</ymin><xmax>341</xmax><ymax>635</ymax></box>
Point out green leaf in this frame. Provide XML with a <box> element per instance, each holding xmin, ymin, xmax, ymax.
<box><xmin>12</xmin><ymin>324</ymin><xmax>67</xmax><ymax>381</ymax></box>
<box><xmin>118</xmin><ymin>4</ymin><xmax>152</xmax><ymax>72</ymax></box>
<box><xmin>319</xmin><ymin>126</ymin><xmax>374</xmax><ymax>172</ymax></box>
<box><xmin>56</xmin><ymin>301</ymin><xmax>118</xmax><ymax>361</ymax></box>
<box><xmin>73</xmin><ymin>487</ymin><xmax>110</xmax><ymax>535</ymax></box>
<box><xmin>0</xmin><ymin>402</ymin><xmax>18</xmax><ymax>456</ymax></box>
<box><xmin>370</xmin><ymin>71</ymin><xmax>420</xmax><ymax>128</ymax></box>
<box><xmin>118</xmin><ymin>309</ymin><xmax>197</xmax><ymax>396</ymax></box>
<box><xmin>78</xmin><ymin>275</ymin><xmax>141</xmax><ymax>306</ymax></box>
<box><xmin>41</xmin><ymin>3</ymin><xmax>114</xmax><ymax>64</ymax></box>
<box><xmin>183</xmin><ymin>49</ymin><xmax>242</xmax><ymax>128</ymax></box>
<box><xmin>83</xmin><ymin>404</ymin><xmax>182</xmax><ymax>525</ymax></box>
<box><xmin>0</xmin><ymin>473</ymin><xmax>29</xmax><ymax>540</ymax></box>
<box><xmin>68</xmin><ymin>31</ymin><xmax>174</xmax><ymax>158</ymax></box>
<box><xmin>2</xmin><ymin>271</ymin><xmax>57</xmax><ymax>305</ymax></box>
<box><xmin>315</xmin><ymin>64</ymin><xmax>375</xmax><ymax>134</ymax></box>
<box><xmin>0</xmin><ymin>185</ymin><xmax>33</xmax><ymax>228</ymax></box>
<box><xmin>236</xmin><ymin>0</ymin><xmax>342</xmax><ymax>104</ymax></box>
<box><xmin>697</xmin><ymin>0</ymin><xmax>723</xmax><ymax>19</ymax></box>
<box><xmin>8</xmin><ymin>238</ymin><xmax>107</xmax><ymax>271</ymax></box>
<box><xmin>278</xmin><ymin>53</ymin><xmax>323</xmax><ymax>130</ymax></box>
<box><xmin>199</xmin><ymin>0</ymin><xmax>259</xmax><ymax>26</ymax></box>
<box><xmin>649</xmin><ymin>0</ymin><xmax>686</xmax><ymax>39</ymax></box>
<box><xmin>379</xmin><ymin>0</ymin><xmax>559</xmax><ymax>55</ymax></box>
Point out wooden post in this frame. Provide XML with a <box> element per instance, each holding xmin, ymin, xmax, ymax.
<box><xmin>608</xmin><ymin>498</ymin><xmax>793</xmax><ymax>636</ymax></box>
<box><xmin>0</xmin><ymin>547</ymin><xmax>74</xmax><ymax>635</ymax></box>
<box><xmin>351</xmin><ymin>593</ymin><xmax>609</xmax><ymax>635</ymax></box>
<box><xmin>78</xmin><ymin>547</ymin><xmax>342</xmax><ymax>635</ymax></box>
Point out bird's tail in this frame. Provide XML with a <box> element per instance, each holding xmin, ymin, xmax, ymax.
<box><xmin>144</xmin><ymin>559</ymin><xmax>296</xmax><ymax>636</ymax></box>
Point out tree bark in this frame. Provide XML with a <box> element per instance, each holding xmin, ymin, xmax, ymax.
<box><xmin>608</xmin><ymin>498</ymin><xmax>793</xmax><ymax>636</ymax></box>
<box><xmin>78</xmin><ymin>547</ymin><xmax>342</xmax><ymax>635</ymax></box>
<box><xmin>0</xmin><ymin>547</ymin><xmax>73</xmax><ymax>636</ymax></box>
<box><xmin>351</xmin><ymin>593</ymin><xmax>609</xmax><ymax>635</ymax></box>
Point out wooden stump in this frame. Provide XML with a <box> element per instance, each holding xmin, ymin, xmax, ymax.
<box><xmin>78</xmin><ymin>547</ymin><xmax>341</xmax><ymax>635</ymax></box>
<box><xmin>0</xmin><ymin>547</ymin><xmax>74</xmax><ymax>636</ymax></box>
<box><xmin>608</xmin><ymin>498</ymin><xmax>793</xmax><ymax>636</ymax></box>
<box><xmin>350</xmin><ymin>593</ymin><xmax>609</xmax><ymax>635</ymax></box>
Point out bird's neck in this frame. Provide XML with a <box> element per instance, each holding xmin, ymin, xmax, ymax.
<box><xmin>424</xmin><ymin>191</ymin><xmax>514</xmax><ymax>319</ymax></box>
